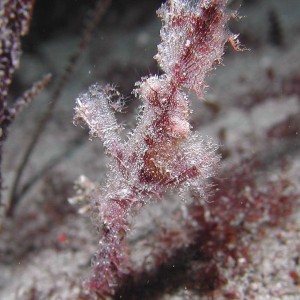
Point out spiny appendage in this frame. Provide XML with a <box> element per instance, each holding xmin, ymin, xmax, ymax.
<box><xmin>74</xmin><ymin>83</ymin><xmax>126</xmax><ymax>162</ymax></box>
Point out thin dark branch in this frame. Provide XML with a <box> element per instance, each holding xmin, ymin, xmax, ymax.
<box><xmin>11</xmin><ymin>74</ymin><xmax>52</xmax><ymax>117</ymax></box>
<box><xmin>0</xmin><ymin>0</ymin><xmax>36</xmax><ymax>205</ymax></box>
<box><xmin>19</xmin><ymin>132</ymin><xmax>86</xmax><ymax>201</ymax></box>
